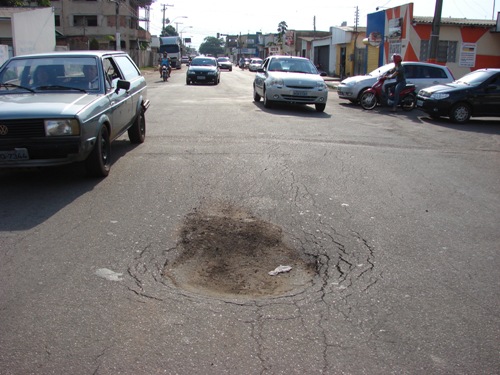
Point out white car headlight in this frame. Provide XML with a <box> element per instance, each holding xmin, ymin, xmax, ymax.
<box><xmin>269</xmin><ymin>78</ymin><xmax>284</xmax><ymax>86</ymax></box>
<box><xmin>317</xmin><ymin>81</ymin><xmax>327</xmax><ymax>89</ymax></box>
<box><xmin>344</xmin><ymin>81</ymin><xmax>358</xmax><ymax>87</ymax></box>
<box><xmin>430</xmin><ymin>93</ymin><xmax>450</xmax><ymax>100</ymax></box>
<box><xmin>44</xmin><ymin>119</ymin><xmax>80</xmax><ymax>136</ymax></box>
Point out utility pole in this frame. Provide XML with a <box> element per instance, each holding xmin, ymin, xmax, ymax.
<box><xmin>109</xmin><ymin>0</ymin><xmax>122</xmax><ymax>51</ymax></box>
<box><xmin>428</xmin><ymin>0</ymin><xmax>443</xmax><ymax>63</ymax></box>
<box><xmin>161</xmin><ymin>4</ymin><xmax>174</xmax><ymax>35</ymax></box>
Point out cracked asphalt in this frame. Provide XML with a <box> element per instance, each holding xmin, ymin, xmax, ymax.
<box><xmin>0</xmin><ymin>67</ymin><xmax>499</xmax><ymax>374</ymax></box>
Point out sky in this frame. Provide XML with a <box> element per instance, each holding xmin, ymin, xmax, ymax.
<box><xmin>140</xmin><ymin>0</ymin><xmax>499</xmax><ymax>50</ymax></box>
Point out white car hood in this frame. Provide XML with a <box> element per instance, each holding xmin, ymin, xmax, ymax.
<box><xmin>271</xmin><ymin>72</ymin><xmax>324</xmax><ymax>87</ymax></box>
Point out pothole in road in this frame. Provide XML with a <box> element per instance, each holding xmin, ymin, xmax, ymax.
<box><xmin>163</xmin><ymin>203</ymin><xmax>317</xmax><ymax>299</ymax></box>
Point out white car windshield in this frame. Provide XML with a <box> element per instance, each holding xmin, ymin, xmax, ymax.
<box><xmin>269</xmin><ymin>58</ymin><xmax>318</xmax><ymax>74</ymax></box>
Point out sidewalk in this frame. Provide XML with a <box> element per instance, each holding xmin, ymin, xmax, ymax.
<box><xmin>323</xmin><ymin>76</ymin><xmax>341</xmax><ymax>89</ymax></box>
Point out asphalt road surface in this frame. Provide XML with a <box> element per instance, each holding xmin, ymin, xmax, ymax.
<box><xmin>0</xmin><ymin>65</ymin><xmax>499</xmax><ymax>374</ymax></box>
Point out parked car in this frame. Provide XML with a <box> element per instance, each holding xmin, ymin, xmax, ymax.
<box><xmin>253</xmin><ymin>55</ymin><xmax>328</xmax><ymax>112</ymax></box>
<box><xmin>216</xmin><ymin>57</ymin><xmax>232</xmax><ymax>71</ymax></box>
<box><xmin>186</xmin><ymin>56</ymin><xmax>220</xmax><ymax>85</ymax></box>
<box><xmin>248</xmin><ymin>58</ymin><xmax>263</xmax><ymax>72</ymax></box>
<box><xmin>416</xmin><ymin>68</ymin><xmax>500</xmax><ymax>123</ymax></box>
<box><xmin>337</xmin><ymin>61</ymin><xmax>455</xmax><ymax>103</ymax></box>
<box><xmin>0</xmin><ymin>51</ymin><xmax>149</xmax><ymax>177</ymax></box>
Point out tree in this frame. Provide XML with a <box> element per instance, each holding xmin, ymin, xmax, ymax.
<box><xmin>277</xmin><ymin>21</ymin><xmax>288</xmax><ymax>51</ymax></box>
<box><xmin>199</xmin><ymin>36</ymin><xmax>224</xmax><ymax>57</ymax></box>
<box><xmin>161</xmin><ymin>25</ymin><xmax>177</xmax><ymax>37</ymax></box>
<box><xmin>0</xmin><ymin>0</ymin><xmax>51</xmax><ymax>5</ymax></box>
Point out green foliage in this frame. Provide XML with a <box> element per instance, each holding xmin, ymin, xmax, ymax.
<box><xmin>199</xmin><ymin>36</ymin><xmax>224</xmax><ymax>56</ymax></box>
<box><xmin>89</xmin><ymin>38</ymin><xmax>99</xmax><ymax>50</ymax></box>
<box><xmin>161</xmin><ymin>25</ymin><xmax>177</xmax><ymax>37</ymax></box>
<box><xmin>277</xmin><ymin>21</ymin><xmax>288</xmax><ymax>44</ymax></box>
<box><xmin>0</xmin><ymin>0</ymin><xmax>25</xmax><ymax>6</ymax></box>
<box><xmin>0</xmin><ymin>0</ymin><xmax>51</xmax><ymax>5</ymax></box>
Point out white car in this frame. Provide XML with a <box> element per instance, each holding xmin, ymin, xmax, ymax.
<box><xmin>337</xmin><ymin>61</ymin><xmax>455</xmax><ymax>103</ymax></box>
<box><xmin>253</xmin><ymin>56</ymin><xmax>328</xmax><ymax>112</ymax></box>
<box><xmin>248</xmin><ymin>58</ymin><xmax>263</xmax><ymax>72</ymax></box>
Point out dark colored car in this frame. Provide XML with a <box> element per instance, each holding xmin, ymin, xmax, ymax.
<box><xmin>416</xmin><ymin>68</ymin><xmax>500</xmax><ymax>123</ymax></box>
<box><xmin>186</xmin><ymin>56</ymin><xmax>220</xmax><ymax>85</ymax></box>
<box><xmin>0</xmin><ymin>51</ymin><xmax>149</xmax><ymax>177</ymax></box>
<box><xmin>216</xmin><ymin>57</ymin><xmax>232</xmax><ymax>71</ymax></box>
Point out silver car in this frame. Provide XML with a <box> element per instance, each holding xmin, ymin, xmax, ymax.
<box><xmin>248</xmin><ymin>58</ymin><xmax>263</xmax><ymax>72</ymax></box>
<box><xmin>0</xmin><ymin>51</ymin><xmax>149</xmax><ymax>177</ymax></box>
<box><xmin>253</xmin><ymin>56</ymin><xmax>328</xmax><ymax>112</ymax></box>
<box><xmin>337</xmin><ymin>61</ymin><xmax>455</xmax><ymax>103</ymax></box>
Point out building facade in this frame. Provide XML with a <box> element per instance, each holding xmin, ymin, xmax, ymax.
<box><xmin>365</xmin><ymin>3</ymin><xmax>500</xmax><ymax>78</ymax></box>
<box><xmin>51</xmin><ymin>0</ymin><xmax>150</xmax><ymax>52</ymax></box>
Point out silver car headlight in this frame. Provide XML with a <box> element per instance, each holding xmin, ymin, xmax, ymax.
<box><xmin>344</xmin><ymin>81</ymin><xmax>358</xmax><ymax>87</ymax></box>
<box><xmin>317</xmin><ymin>81</ymin><xmax>327</xmax><ymax>89</ymax></box>
<box><xmin>430</xmin><ymin>93</ymin><xmax>450</xmax><ymax>100</ymax></box>
<box><xmin>44</xmin><ymin>119</ymin><xmax>80</xmax><ymax>136</ymax></box>
<box><xmin>269</xmin><ymin>78</ymin><xmax>284</xmax><ymax>86</ymax></box>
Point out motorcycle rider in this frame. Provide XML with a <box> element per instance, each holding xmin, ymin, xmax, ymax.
<box><xmin>384</xmin><ymin>53</ymin><xmax>406</xmax><ymax>112</ymax></box>
<box><xmin>160</xmin><ymin>52</ymin><xmax>171</xmax><ymax>79</ymax></box>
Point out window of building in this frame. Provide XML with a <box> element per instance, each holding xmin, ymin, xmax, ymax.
<box><xmin>73</xmin><ymin>15</ymin><xmax>98</xmax><ymax>27</ymax></box>
<box><xmin>420</xmin><ymin>40</ymin><xmax>457</xmax><ymax>63</ymax></box>
<box><xmin>55</xmin><ymin>15</ymin><xmax>60</xmax><ymax>27</ymax></box>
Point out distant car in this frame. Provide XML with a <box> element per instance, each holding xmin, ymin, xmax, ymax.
<box><xmin>337</xmin><ymin>61</ymin><xmax>455</xmax><ymax>103</ymax></box>
<box><xmin>248</xmin><ymin>58</ymin><xmax>263</xmax><ymax>72</ymax></box>
<box><xmin>216</xmin><ymin>57</ymin><xmax>232</xmax><ymax>71</ymax></box>
<box><xmin>0</xmin><ymin>51</ymin><xmax>149</xmax><ymax>177</ymax></box>
<box><xmin>186</xmin><ymin>56</ymin><xmax>220</xmax><ymax>85</ymax></box>
<box><xmin>181</xmin><ymin>56</ymin><xmax>190</xmax><ymax>64</ymax></box>
<box><xmin>253</xmin><ymin>55</ymin><xmax>328</xmax><ymax>112</ymax></box>
<box><xmin>416</xmin><ymin>68</ymin><xmax>500</xmax><ymax>123</ymax></box>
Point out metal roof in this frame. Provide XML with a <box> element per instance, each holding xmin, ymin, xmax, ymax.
<box><xmin>413</xmin><ymin>16</ymin><xmax>496</xmax><ymax>27</ymax></box>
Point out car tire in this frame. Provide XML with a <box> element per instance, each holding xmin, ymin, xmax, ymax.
<box><xmin>128</xmin><ymin>109</ymin><xmax>146</xmax><ymax>144</ymax></box>
<box><xmin>450</xmin><ymin>103</ymin><xmax>471</xmax><ymax>123</ymax></box>
<box><xmin>360</xmin><ymin>91</ymin><xmax>377</xmax><ymax>110</ymax></box>
<box><xmin>86</xmin><ymin>125</ymin><xmax>111</xmax><ymax>177</ymax></box>
<box><xmin>186</xmin><ymin>79</ymin><xmax>190</xmax><ymax>85</ymax></box>
<box><xmin>315</xmin><ymin>103</ymin><xmax>326</xmax><ymax>112</ymax></box>
<box><xmin>253</xmin><ymin>85</ymin><xmax>261</xmax><ymax>102</ymax></box>
<box><xmin>263</xmin><ymin>87</ymin><xmax>273</xmax><ymax>108</ymax></box>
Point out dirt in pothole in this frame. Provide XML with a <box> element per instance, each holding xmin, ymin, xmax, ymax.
<box><xmin>163</xmin><ymin>203</ymin><xmax>316</xmax><ymax>299</ymax></box>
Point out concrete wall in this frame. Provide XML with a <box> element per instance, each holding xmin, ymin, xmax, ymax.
<box><xmin>12</xmin><ymin>8</ymin><xmax>55</xmax><ymax>55</ymax></box>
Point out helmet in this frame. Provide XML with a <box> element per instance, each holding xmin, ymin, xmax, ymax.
<box><xmin>392</xmin><ymin>53</ymin><xmax>402</xmax><ymax>64</ymax></box>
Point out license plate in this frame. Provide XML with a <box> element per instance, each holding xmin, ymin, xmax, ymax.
<box><xmin>293</xmin><ymin>91</ymin><xmax>308</xmax><ymax>96</ymax></box>
<box><xmin>0</xmin><ymin>148</ymin><xmax>29</xmax><ymax>161</ymax></box>
<box><xmin>197</xmin><ymin>76</ymin><xmax>206</xmax><ymax>80</ymax></box>
<box><xmin>416</xmin><ymin>100</ymin><xmax>423</xmax><ymax>107</ymax></box>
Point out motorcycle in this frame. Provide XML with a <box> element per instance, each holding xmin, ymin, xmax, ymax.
<box><xmin>161</xmin><ymin>64</ymin><xmax>170</xmax><ymax>82</ymax></box>
<box><xmin>359</xmin><ymin>74</ymin><xmax>416</xmax><ymax>111</ymax></box>
<box><xmin>239</xmin><ymin>59</ymin><xmax>250</xmax><ymax>70</ymax></box>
